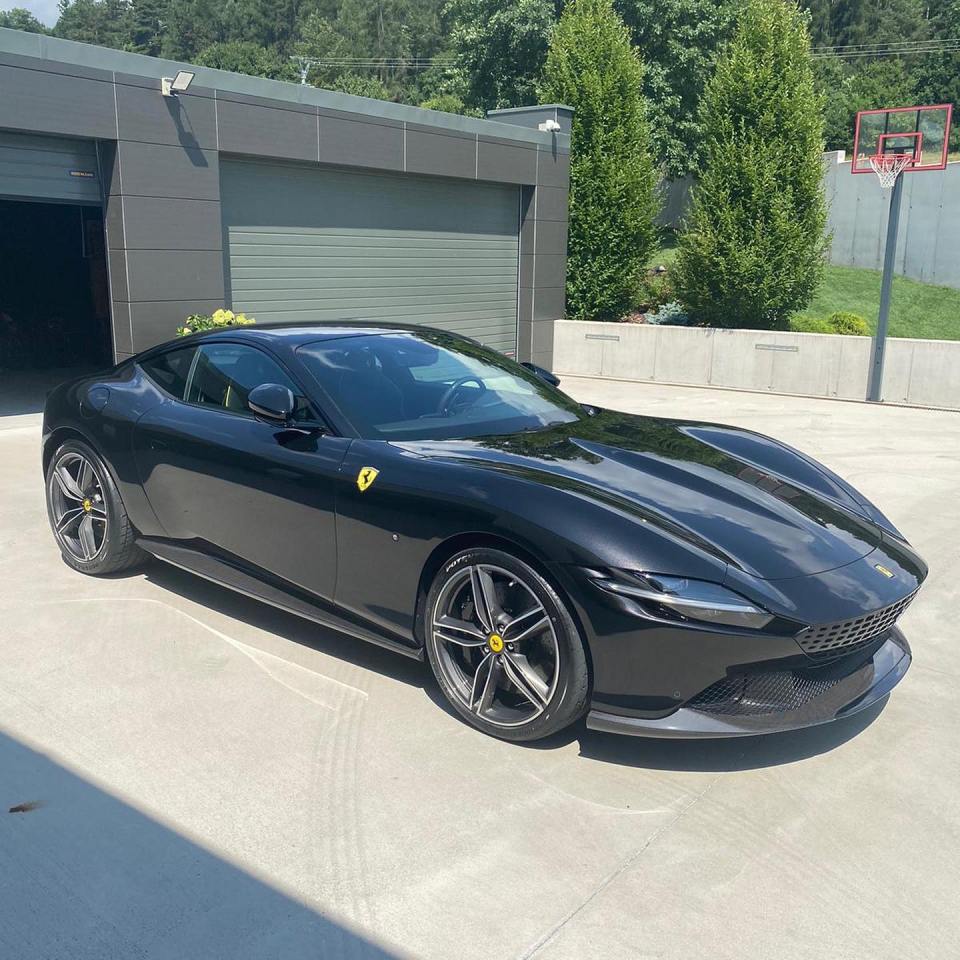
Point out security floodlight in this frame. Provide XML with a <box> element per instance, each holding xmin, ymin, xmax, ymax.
<box><xmin>538</xmin><ymin>118</ymin><xmax>561</xmax><ymax>133</ymax></box>
<box><xmin>161</xmin><ymin>71</ymin><xmax>195</xmax><ymax>98</ymax></box>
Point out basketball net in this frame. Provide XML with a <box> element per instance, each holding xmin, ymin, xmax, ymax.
<box><xmin>868</xmin><ymin>153</ymin><xmax>913</xmax><ymax>189</ymax></box>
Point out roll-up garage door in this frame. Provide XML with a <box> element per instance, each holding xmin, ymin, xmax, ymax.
<box><xmin>0</xmin><ymin>132</ymin><xmax>101</xmax><ymax>204</ymax></box>
<box><xmin>221</xmin><ymin>159</ymin><xmax>520</xmax><ymax>355</ymax></box>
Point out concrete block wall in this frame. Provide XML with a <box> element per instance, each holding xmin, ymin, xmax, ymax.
<box><xmin>551</xmin><ymin>320</ymin><xmax>960</xmax><ymax>409</ymax></box>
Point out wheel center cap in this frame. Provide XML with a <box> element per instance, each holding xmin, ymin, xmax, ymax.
<box><xmin>487</xmin><ymin>633</ymin><xmax>504</xmax><ymax>654</ymax></box>
<box><xmin>82</xmin><ymin>498</ymin><xmax>93</xmax><ymax>512</ymax></box>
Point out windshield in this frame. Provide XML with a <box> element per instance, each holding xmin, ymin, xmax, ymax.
<box><xmin>296</xmin><ymin>331</ymin><xmax>583</xmax><ymax>441</ymax></box>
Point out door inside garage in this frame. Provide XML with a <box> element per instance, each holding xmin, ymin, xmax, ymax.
<box><xmin>221</xmin><ymin>159</ymin><xmax>520</xmax><ymax>356</ymax></box>
<box><xmin>0</xmin><ymin>132</ymin><xmax>111</xmax><ymax>414</ymax></box>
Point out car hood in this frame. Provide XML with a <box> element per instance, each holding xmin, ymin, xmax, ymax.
<box><xmin>396</xmin><ymin>409</ymin><xmax>889</xmax><ymax>580</ymax></box>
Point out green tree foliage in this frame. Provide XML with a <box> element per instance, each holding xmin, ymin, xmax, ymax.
<box><xmin>675</xmin><ymin>0</ymin><xmax>828</xmax><ymax>330</ymax></box>
<box><xmin>615</xmin><ymin>0</ymin><xmax>737</xmax><ymax>176</ymax></box>
<box><xmin>0</xmin><ymin>7</ymin><xmax>49</xmax><ymax>31</ymax></box>
<box><xmin>446</xmin><ymin>0</ymin><xmax>555</xmax><ymax>110</ymax></box>
<box><xmin>330</xmin><ymin>72</ymin><xmax>391</xmax><ymax>97</ymax></box>
<box><xmin>55</xmin><ymin>0</ymin><xmax>133</xmax><ymax>48</ymax></box>
<box><xmin>541</xmin><ymin>0</ymin><xmax>659</xmax><ymax>320</ymax></box>
<box><xmin>196</xmin><ymin>39</ymin><xmax>297</xmax><ymax>79</ymax></box>
<box><xmin>418</xmin><ymin>92</ymin><xmax>483</xmax><ymax>116</ymax></box>
<box><xmin>917</xmin><ymin>0</ymin><xmax>960</xmax><ymax>154</ymax></box>
<box><xmin>818</xmin><ymin>57</ymin><xmax>918</xmax><ymax>152</ymax></box>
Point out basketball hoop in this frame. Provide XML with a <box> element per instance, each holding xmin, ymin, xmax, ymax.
<box><xmin>868</xmin><ymin>153</ymin><xmax>913</xmax><ymax>189</ymax></box>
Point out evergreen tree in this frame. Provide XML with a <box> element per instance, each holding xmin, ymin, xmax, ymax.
<box><xmin>675</xmin><ymin>0</ymin><xmax>828</xmax><ymax>330</ymax></box>
<box><xmin>55</xmin><ymin>0</ymin><xmax>133</xmax><ymax>49</ymax></box>
<box><xmin>540</xmin><ymin>0</ymin><xmax>659</xmax><ymax>320</ymax></box>
<box><xmin>128</xmin><ymin>0</ymin><xmax>167</xmax><ymax>56</ymax></box>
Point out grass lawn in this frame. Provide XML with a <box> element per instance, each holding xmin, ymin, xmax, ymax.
<box><xmin>800</xmin><ymin>264</ymin><xmax>960</xmax><ymax>341</ymax></box>
<box><xmin>650</xmin><ymin>234</ymin><xmax>960</xmax><ymax>341</ymax></box>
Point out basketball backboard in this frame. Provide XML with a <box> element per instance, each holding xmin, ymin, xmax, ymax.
<box><xmin>852</xmin><ymin>104</ymin><xmax>953</xmax><ymax>174</ymax></box>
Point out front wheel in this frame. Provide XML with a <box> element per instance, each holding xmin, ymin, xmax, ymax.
<box><xmin>424</xmin><ymin>547</ymin><xmax>589</xmax><ymax>741</ymax></box>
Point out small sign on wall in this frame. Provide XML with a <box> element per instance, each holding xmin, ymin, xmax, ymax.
<box><xmin>69</xmin><ymin>170</ymin><xmax>96</xmax><ymax>179</ymax></box>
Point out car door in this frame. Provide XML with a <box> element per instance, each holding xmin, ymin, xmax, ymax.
<box><xmin>133</xmin><ymin>340</ymin><xmax>351</xmax><ymax>601</ymax></box>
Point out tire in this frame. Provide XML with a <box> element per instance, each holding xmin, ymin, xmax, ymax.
<box><xmin>45</xmin><ymin>438</ymin><xmax>144</xmax><ymax>576</ymax></box>
<box><xmin>424</xmin><ymin>547</ymin><xmax>589</xmax><ymax>742</ymax></box>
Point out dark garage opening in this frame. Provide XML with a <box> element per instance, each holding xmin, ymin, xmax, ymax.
<box><xmin>0</xmin><ymin>198</ymin><xmax>112</xmax><ymax>414</ymax></box>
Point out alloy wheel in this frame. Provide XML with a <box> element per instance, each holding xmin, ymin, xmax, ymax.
<box><xmin>430</xmin><ymin>563</ymin><xmax>560</xmax><ymax>728</ymax></box>
<box><xmin>50</xmin><ymin>452</ymin><xmax>108</xmax><ymax>562</ymax></box>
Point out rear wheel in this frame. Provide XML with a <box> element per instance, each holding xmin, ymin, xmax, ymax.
<box><xmin>45</xmin><ymin>439</ymin><xmax>143</xmax><ymax>575</ymax></box>
<box><xmin>424</xmin><ymin>547</ymin><xmax>589</xmax><ymax>741</ymax></box>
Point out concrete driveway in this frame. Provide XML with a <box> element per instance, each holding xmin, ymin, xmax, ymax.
<box><xmin>1</xmin><ymin>378</ymin><xmax>958</xmax><ymax>960</ymax></box>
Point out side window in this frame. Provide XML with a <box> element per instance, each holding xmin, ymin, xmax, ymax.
<box><xmin>185</xmin><ymin>343</ymin><xmax>313</xmax><ymax>421</ymax></box>
<box><xmin>140</xmin><ymin>346</ymin><xmax>197</xmax><ymax>399</ymax></box>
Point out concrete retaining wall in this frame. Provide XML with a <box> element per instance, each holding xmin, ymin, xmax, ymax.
<box><xmin>552</xmin><ymin>320</ymin><xmax>960</xmax><ymax>409</ymax></box>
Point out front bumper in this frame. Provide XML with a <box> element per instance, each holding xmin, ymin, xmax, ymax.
<box><xmin>586</xmin><ymin>630</ymin><xmax>911</xmax><ymax>738</ymax></box>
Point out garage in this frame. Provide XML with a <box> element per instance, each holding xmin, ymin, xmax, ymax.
<box><xmin>0</xmin><ymin>132</ymin><xmax>111</xmax><ymax>393</ymax></box>
<box><xmin>221</xmin><ymin>160</ymin><xmax>521</xmax><ymax>356</ymax></box>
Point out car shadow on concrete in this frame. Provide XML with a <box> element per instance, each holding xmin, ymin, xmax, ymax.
<box><xmin>135</xmin><ymin>559</ymin><xmax>888</xmax><ymax>774</ymax></box>
<box><xmin>141</xmin><ymin>560</ymin><xmax>428</xmax><ymax>691</ymax></box>
<box><xmin>0</xmin><ymin>730</ymin><xmax>405</xmax><ymax>959</ymax></box>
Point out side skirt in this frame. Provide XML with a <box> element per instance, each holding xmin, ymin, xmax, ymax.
<box><xmin>137</xmin><ymin>537</ymin><xmax>424</xmax><ymax>661</ymax></box>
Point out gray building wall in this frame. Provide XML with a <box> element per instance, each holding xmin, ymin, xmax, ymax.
<box><xmin>0</xmin><ymin>28</ymin><xmax>571</xmax><ymax>361</ymax></box>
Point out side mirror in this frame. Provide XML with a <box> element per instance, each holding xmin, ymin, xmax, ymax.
<box><xmin>521</xmin><ymin>361</ymin><xmax>561</xmax><ymax>387</ymax></box>
<box><xmin>248</xmin><ymin>382</ymin><xmax>295</xmax><ymax>422</ymax></box>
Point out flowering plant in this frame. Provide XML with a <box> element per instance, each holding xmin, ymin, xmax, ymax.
<box><xmin>176</xmin><ymin>308</ymin><xmax>254</xmax><ymax>337</ymax></box>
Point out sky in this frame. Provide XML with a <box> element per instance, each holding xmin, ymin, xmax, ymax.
<box><xmin>9</xmin><ymin>1</ymin><xmax>60</xmax><ymax>26</ymax></box>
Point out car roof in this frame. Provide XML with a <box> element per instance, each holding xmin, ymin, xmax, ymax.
<box><xmin>203</xmin><ymin>320</ymin><xmax>464</xmax><ymax>348</ymax></box>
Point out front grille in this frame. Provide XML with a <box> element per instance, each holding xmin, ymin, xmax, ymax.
<box><xmin>795</xmin><ymin>591</ymin><xmax>916</xmax><ymax>660</ymax></box>
<box><xmin>687</xmin><ymin>670</ymin><xmax>842</xmax><ymax>716</ymax></box>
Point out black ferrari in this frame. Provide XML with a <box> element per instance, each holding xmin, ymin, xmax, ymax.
<box><xmin>42</xmin><ymin>323</ymin><xmax>927</xmax><ymax>741</ymax></box>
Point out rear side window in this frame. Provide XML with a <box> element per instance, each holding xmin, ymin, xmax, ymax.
<box><xmin>140</xmin><ymin>346</ymin><xmax>197</xmax><ymax>399</ymax></box>
<box><xmin>186</xmin><ymin>342</ymin><xmax>313</xmax><ymax>421</ymax></box>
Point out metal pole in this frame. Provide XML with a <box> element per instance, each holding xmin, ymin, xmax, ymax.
<box><xmin>867</xmin><ymin>171</ymin><xmax>905</xmax><ymax>402</ymax></box>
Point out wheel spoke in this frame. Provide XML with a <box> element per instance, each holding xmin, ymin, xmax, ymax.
<box><xmin>55</xmin><ymin>465</ymin><xmax>84</xmax><ymax>501</ymax></box>
<box><xmin>77</xmin><ymin>459</ymin><xmax>94</xmax><ymax>496</ymax></box>
<box><xmin>78</xmin><ymin>514</ymin><xmax>98</xmax><ymax>560</ymax></box>
<box><xmin>502</xmin><ymin>652</ymin><xmax>549</xmax><ymax>708</ymax></box>
<box><xmin>501</xmin><ymin>603</ymin><xmax>547</xmax><ymax>641</ymax></box>
<box><xmin>471</xmin><ymin>655</ymin><xmax>501</xmax><ymax>715</ymax></box>
<box><xmin>470</xmin><ymin>565</ymin><xmax>497</xmax><ymax>633</ymax></box>
<box><xmin>56</xmin><ymin>506</ymin><xmax>85</xmax><ymax>533</ymax></box>
<box><xmin>505</xmin><ymin>615</ymin><xmax>550</xmax><ymax>645</ymax></box>
<box><xmin>433</xmin><ymin>615</ymin><xmax>488</xmax><ymax>647</ymax></box>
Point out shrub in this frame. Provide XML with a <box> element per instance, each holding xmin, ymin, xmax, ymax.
<box><xmin>636</xmin><ymin>271</ymin><xmax>674</xmax><ymax>312</ymax></box>
<box><xmin>177</xmin><ymin>308</ymin><xmax>254</xmax><ymax>337</ymax></box>
<box><xmin>540</xmin><ymin>0</ymin><xmax>660</xmax><ymax>321</ymax></box>
<box><xmin>789</xmin><ymin>311</ymin><xmax>869</xmax><ymax>336</ymax></box>
<box><xmin>646</xmin><ymin>301</ymin><xmax>693</xmax><ymax>326</ymax></box>
<box><xmin>825</xmin><ymin>310</ymin><xmax>869</xmax><ymax>336</ymax></box>
<box><xmin>674</xmin><ymin>0</ymin><xmax>828</xmax><ymax>331</ymax></box>
<box><xmin>789</xmin><ymin>315</ymin><xmax>832</xmax><ymax>334</ymax></box>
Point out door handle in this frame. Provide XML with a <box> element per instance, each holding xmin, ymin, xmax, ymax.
<box><xmin>149</xmin><ymin>438</ymin><xmax>168</xmax><ymax>451</ymax></box>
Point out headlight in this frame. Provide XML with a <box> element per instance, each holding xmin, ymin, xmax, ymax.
<box><xmin>593</xmin><ymin>572</ymin><xmax>773</xmax><ymax>630</ymax></box>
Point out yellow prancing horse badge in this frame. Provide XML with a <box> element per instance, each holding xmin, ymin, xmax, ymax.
<box><xmin>874</xmin><ymin>563</ymin><xmax>895</xmax><ymax>579</ymax></box>
<box><xmin>357</xmin><ymin>466</ymin><xmax>379</xmax><ymax>492</ymax></box>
